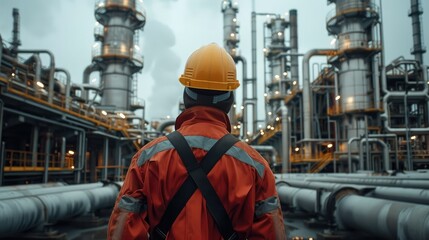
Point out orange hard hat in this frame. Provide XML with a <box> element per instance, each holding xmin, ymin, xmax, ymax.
<box><xmin>179</xmin><ymin>43</ymin><xmax>239</xmax><ymax>91</ymax></box>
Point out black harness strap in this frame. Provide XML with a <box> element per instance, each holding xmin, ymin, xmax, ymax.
<box><xmin>152</xmin><ymin>131</ymin><xmax>239</xmax><ymax>240</ymax></box>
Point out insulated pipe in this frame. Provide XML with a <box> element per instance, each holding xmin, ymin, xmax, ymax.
<box><xmin>305</xmin><ymin>176</ymin><xmax>429</xmax><ymax>189</ymax></box>
<box><xmin>0</xmin><ymin>182</ymin><xmax>65</xmax><ymax>193</ymax></box>
<box><xmin>359</xmin><ymin>138</ymin><xmax>390</xmax><ymax>171</ymax></box>
<box><xmin>0</xmin><ymin>182</ymin><xmax>104</xmax><ymax>200</ymax></box>
<box><xmin>335</xmin><ymin>194</ymin><xmax>429</xmax><ymax>239</ymax></box>
<box><xmin>289</xmin><ymin>9</ymin><xmax>299</xmax><ymax>90</ymax></box>
<box><xmin>0</xmin><ymin>183</ymin><xmax>120</xmax><ymax>237</ymax></box>
<box><xmin>236</xmin><ymin>56</ymin><xmax>252</xmax><ymax>137</ymax></box>
<box><xmin>280</xmin><ymin>105</ymin><xmax>289</xmax><ymax>173</ymax></box>
<box><xmin>24</xmin><ymin>54</ymin><xmax>42</xmax><ymax>89</ymax></box>
<box><xmin>82</xmin><ymin>63</ymin><xmax>100</xmax><ymax>102</ymax></box>
<box><xmin>302</xmin><ymin>49</ymin><xmax>336</xmax><ymax>142</ymax></box>
<box><xmin>280</xmin><ymin>178</ymin><xmax>429</xmax><ymax>205</ymax></box>
<box><xmin>17</xmin><ymin>50</ymin><xmax>55</xmax><ymax>104</ymax></box>
<box><xmin>368</xmin><ymin>133</ymin><xmax>399</xmax><ymax>169</ymax></box>
<box><xmin>55</xmin><ymin>68</ymin><xmax>71</xmax><ymax>110</ymax></box>
<box><xmin>347</xmin><ymin>137</ymin><xmax>360</xmax><ymax>173</ymax></box>
<box><xmin>0</xmin><ymin>142</ymin><xmax>4</xmax><ymax>186</ymax></box>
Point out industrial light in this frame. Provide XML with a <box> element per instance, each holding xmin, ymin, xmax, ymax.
<box><xmin>233</xmin><ymin>18</ymin><xmax>237</xmax><ymax>22</ymax></box>
<box><xmin>264</xmin><ymin>93</ymin><xmax>268</xmax><ymax>97</ymax></box>
<box><xmin>71</xmin><ymin>165</ymin><xmax>75</xmax><ymax>169</ymax></box>
<box><xmin>295</xmin><ymin>147</ymin><xmax>299</xmax><ymax>152</ymax></box>
<box><xmin>335</xmin><ymin>95</ymin><xmax>341</xmax><ymax>101</ymax></box>
<box><xmin>233</xmin><ymin>104</ymin><xmax>237</xmax><ymax>108</ymax></box>
<box><xmin>275</xmin><ymin>91</ymin><xmax>280</xmax><ymax>95</ymax></box>
<box><xmin>275</xmin><ymin>75</ymin><xmax>280</xmax><ymax>80</ymax></box>
<box><xmin>260</xmin><ymin>131</ymin><xmax>265</xmax><ymax>135</ymax></box>
<box><xmin>275</xmin><ymin>117</ymin><xmax>280</xmax><ymax>121</ymax></box>
<box><xmin>277</xmin><ymin>32</ymin><xmax>283</xmax><ymax>37</ymax></box>
<box><xmin>263</xmin><ymin>48</ymin><xmax>268</xmax><ymax>53</ymax></box>
<box><xmin>330</xmin><ymin>38</ymin><xmax>337</xmax><ymax>46</ymax></box>
<box><xmin>237</xmin><ymin>125</ymin><xmax>241</xmax><ymax>129</ymax></box>
<box><xmin>36</xmin><ymin>81</ymin><xmax>44</xmax><ymax>88</ymax></box>
<box><xmin>101</xmin><ymin>110</ymin><xmax>107</xmax><ymax>116</ymax></box>
<box><xmin>11</xmin><ymin>72</ymin><xmax>16</xmax><ymax>77</ymax></box>
<box><xmin>247</xmin><ymin>131</ymin><xmax>251</xmax><ymax>135</ymax></box>
<box><xmin>68</xmin><ymin>150</ymin><xmax>75</xmax><ymax>155</ymax></box>
<box><xmin>268</xmin><ymin>111</ymin><xmax>272</xmax><ymax>116</ymax></box>
<box><xmin>411</xmin><ymin>135</ymin><xmax>417</xmax><ymax>140</ymax></box>
<box><xmin>233</xmin><ymin>126</ymin><xmax>237</xmax><ymax>130</ymax></box>
<box><xmin>245</xmin><ymin>138</ymin><xmax>249</xmax><ymax>142</ymax></box>
<box><xmin>293</xmin><ymin>81</ymin><xmax>297</xmax><ymax>85</ymax></box>
<box><xmin>283</xmin><ymin>72</ymin><xmax>288</xmax><ymax>76</ymax></box>
<box><xmin>119</xmin><ymin>112</ymin><xmax>126</xmax><ymax>119</ymax></box>
<box><xmin>270</xmin><ymin>126</ymin><xmax>275</xmax><ymax>130</ymax></box>
<box><xmin>327</xmin><ymin>143</ymin><xmax>333</xmax><ymax>148</ymax></box>
<box><xmin>267</xmin><ymin>125</ymin><xmax>272</xmax><ymax>129</ymax></box>
<box><xmin>241</xmin><ymin>105</ymin><xmax>244</xmax><ymax>110</ymax></box>
<box><xmin>166</xmin><ymin>115</ymin><xmax>171</xmax><ymax>119</ymax></box>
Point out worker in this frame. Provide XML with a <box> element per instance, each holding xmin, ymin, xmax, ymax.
<box><xmin>107</xmin><ymin>43</ymin><xmax>286</xmax><ymax>240</ymax></box>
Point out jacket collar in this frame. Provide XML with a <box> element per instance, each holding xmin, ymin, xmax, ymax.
<box><xmin>175</xmin><ymin>106</ymin><xmax>232</xmax><ymax>132</ymax></box>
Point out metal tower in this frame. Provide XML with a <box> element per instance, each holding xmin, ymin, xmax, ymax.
<box><xmin>93</xmin><ymin>0</ymin><xmax>146</xmax><ymax>111</ymax></box>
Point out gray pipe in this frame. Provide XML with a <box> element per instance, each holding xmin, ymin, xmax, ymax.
<box><xmin>279</xmin><ymin>177</ymin><xmax>429</xmax><ymax>205</ymax></box>
<box><xmin>24</xmin><ymin>54</ymin><xmax>42</xmax><ymax>89</ymax></box>
<box><xmin>55</xmin><ymin>68</ymin><xmax>71</xmax><ymax>110</ymax></box>
<box><xmin>17</xmin><ymin>50</ymin><xmax>55</xmax><ymax>104</ymax></box>
<box><xmin>305</xmin><ymin>176</ymin><xmax>429</xmax><ymax>189</ymax></box>
<box><xmin>82</xmin><ymin>63</ymin><xmax>100</xmax><ymax>101</ymax></box>
<box><xmin>280</xmin><ymin>105</ymin><xmax>289</xmax><ymax>173</ymax></box>
<box><xmin>0</xmin><ymin>182</ymin><xmax>103</xmax><ymax>200</ymax></box>
<box><xmin>0</xmin><ymin>142</ymin><xmax>4</xmax><ymax>186</ymax></box>
<box><xmin>347</xmin><ymin>137</ymin><xmax>360</xmax><ymax>173</ymax></box>
<box><xmin>289</xmin><ymin>9</ymin><xmax>299</xmax><ymax>90</ymax></box>
<box><xmin>359</xmin><ymin>138</ymin><xmax>390</xmax><ymax>171</ymax></box>
<box><xmin>336</xmin><ymin>194</ymin><xmax>429</xmax><ymax>240</ymax></box>
<box><xmin>0</xmin><ymin>183</ymin><xmax>119</xmax><ymax>237</ymax></box>
<box><xmin>302</xmin><ymin>49</ymin><xmax>336</xmax><ymax>142</ymax></box>
<box><xmin>0</xmin><ymin>182</ymin><xmax>65</xmax><ymax>193</ymax></box>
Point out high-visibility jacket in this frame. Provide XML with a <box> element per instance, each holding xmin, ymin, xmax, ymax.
<box><xmin>107</xmin><ymin>106</ymin><xmax>286</xmax><ymax>239</ymax></box>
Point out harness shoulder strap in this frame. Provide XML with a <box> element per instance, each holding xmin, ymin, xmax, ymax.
<box><xmin>153</xmin><ymin>131</ymin><xmax>239</xmax><ymax>240</ymax></box>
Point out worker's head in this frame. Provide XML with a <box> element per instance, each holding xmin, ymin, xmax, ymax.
<box><xmin>179</xmin><ymin>43</ymin><xmax>239</xmax><ymax>113</ymax></box>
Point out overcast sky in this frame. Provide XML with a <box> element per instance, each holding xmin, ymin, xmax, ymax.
<box><xmin>1</xmin><ymin>0</ymin><xmax>428</xmax><ymax>121</ymax></box>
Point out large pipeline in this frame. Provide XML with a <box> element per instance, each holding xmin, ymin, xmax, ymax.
<box><xmin>277</xmin><ymin>181</ymin><xmax>429</xmax><ymax>239</ymax></box>
<box><xmin>0</xmin><ymin>182</ymin><xmax>120</xmax><ymax>237</ymax></box>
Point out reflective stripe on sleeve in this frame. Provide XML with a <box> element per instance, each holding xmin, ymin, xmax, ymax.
<box><xmin>137</xmin><ymin>135</ymin><xmax>265</xmax><ymax>178</ymax></box>
<box><xmin>254</xmin><ymin>196</ymin><xmax>280</xmax><ymax>218</ymax></box>
<box><xmin>118</xmin><ymin>195</ymin><xmax>147</xmax><ymax>213</ymax></box>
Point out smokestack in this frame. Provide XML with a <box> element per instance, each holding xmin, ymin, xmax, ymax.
<box><xmin>11</xmin><ymin>8</ymin><xmax>21</xmax><ymax>56</ymax></box>
<box><xmin>409</xmin><ymin>0</ymin><xmax>426</xmax><ymax>64</ymax></box>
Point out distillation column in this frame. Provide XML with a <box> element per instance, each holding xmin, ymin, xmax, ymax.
<box><xmin>93</xmin><ymin>0</ymin><xmax>146</xmax><ymax>111</ymax></box>
<box><xmin>326</xmin><ymin>0</ymin><xmax>382</xmax><ymax>170</ymax></box>
<box><xmin>265</xmin><ymin>15</ymin><xmax>290</xmax><ymax>120</ymax></box>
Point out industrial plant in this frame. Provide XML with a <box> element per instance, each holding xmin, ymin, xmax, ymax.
<box><xmin>0</xmin><ymin>0</ymin><xmax>428</xmax><ymax>239</ymax></box>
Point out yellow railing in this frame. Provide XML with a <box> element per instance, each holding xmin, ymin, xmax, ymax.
<box><xmin>0</xmin><ymin>74</ymin><xmax>130</xmax><ymax>132</ymax></box>
<box><xmin>3</xmin><ymin>150</ymin><xmax>74</xmax><ymax>172</ymax></box>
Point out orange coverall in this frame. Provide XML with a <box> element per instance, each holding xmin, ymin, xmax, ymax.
<box><xmin>108</xmin><ymin>106</ymin><xmax>286</xmax><ymax>239</ymax></box>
